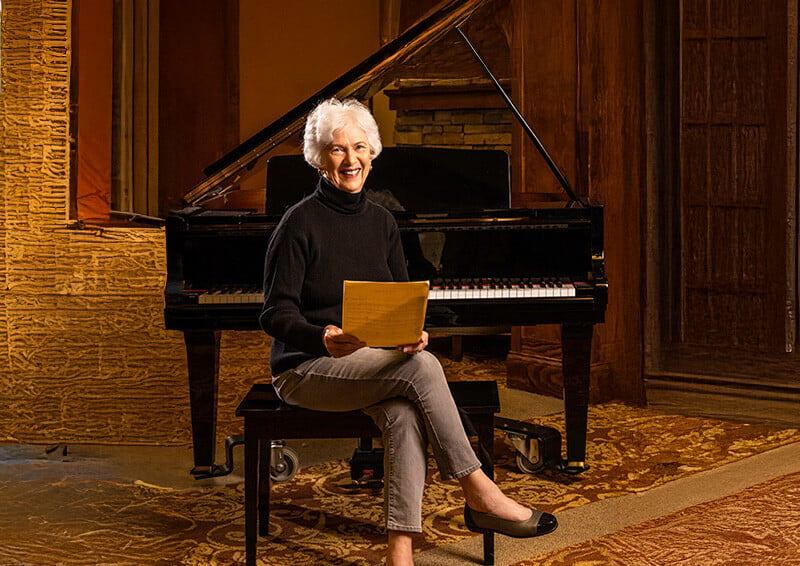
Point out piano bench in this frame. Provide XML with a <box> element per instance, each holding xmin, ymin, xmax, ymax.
<box><xmin>236</xmin><ymin>380</ymin><xmax>501</xmax><ymax>566</ymax></box>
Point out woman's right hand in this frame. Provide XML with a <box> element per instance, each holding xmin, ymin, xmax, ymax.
<box><xmin>323</xmin><ymin>325</ymin><xmax>365</xmax><ymax>358</ymax></box>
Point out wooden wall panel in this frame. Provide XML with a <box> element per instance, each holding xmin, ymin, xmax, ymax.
<box><xmin>682</xmin><ymin>41</ymin><xmax>707</xmax><ymax>121</ymax></box>
<box><xmin>158</xmin><ymin>0</ymin><xmax>239</xmax><ymax>215</ymax></box>
<box><xmin>711</xmin><ymin>0</ymin><xmax>767</xmax><ymax>36</ymax></box>
<box><xmin>739</xmin><ymin>126</ymin><xmax>766</xmax><ymax>201</ymax></box>
<box><xmin>579</xmin><ymin>0</ymin><xmax>646</xmax><ymax>403</ymax></box>
<box><xmin>682</xmin><ymin>127</ymin><xmax>708</xmax><ymax>206</ymax></box>
<box><xmin>678</xmin><ymin>0</ymin><xmax>782</xmax><ymax>354</ymax></box>
<box><xmin>683</xmin><ymin>0</ymin><xmax>706</xmax><ymax>33</ymax></box>
<box><xmin>510</xmin><ymin>0</ymin><xmax>579</xmax><ymax>205</ymax></box>
<box><xmin>507</xmin><ymin>0</ymin><xmax>647</xmax><ymax>404</ymax></box>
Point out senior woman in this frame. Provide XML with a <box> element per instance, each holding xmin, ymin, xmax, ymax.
<box><xmin>259</xmin><ymin>97</ymin><xmax>557</xmax><ymax>565</ymax></box>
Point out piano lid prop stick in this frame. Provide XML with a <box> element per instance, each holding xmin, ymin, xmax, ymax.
<box><xmin>454</xmin><ymin>25</ymin><xmax>584</xmax><ymax>207</ymax></box>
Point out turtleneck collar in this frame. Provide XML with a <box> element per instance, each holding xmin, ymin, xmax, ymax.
<box><xmin>314</xmin><ymin>176</ymin><xmax>367</xmax><ymax>214</ymax></box>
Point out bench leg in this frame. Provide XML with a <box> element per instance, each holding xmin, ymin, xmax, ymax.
<box><xmin>259</xmin><ymin>438</ymin><xmax>272</xmax><ymax>536</ymax></box>
<box><xmin>477</xmin><ymin>416</ymin><xmax>495</xmax><ymax>566</ymax></box>
<box><xmin>244</xmin><ymin>425</ymin><xmax>259</xmax><ymax>566</ymax></box>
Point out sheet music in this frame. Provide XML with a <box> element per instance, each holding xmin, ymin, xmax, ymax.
<box><xmin>342</xmin><ymin>280</ymin><xmax>429</xmax><ymax>347</ymax></box>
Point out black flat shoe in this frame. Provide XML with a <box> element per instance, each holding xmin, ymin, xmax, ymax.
<box><xmin>464</xmin><ymin>504</ymin><xmax>558</xmax><ymax>538</ymax></box>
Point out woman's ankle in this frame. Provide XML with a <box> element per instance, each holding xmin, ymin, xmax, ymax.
<box><xmin>459</xmin><ymin>469</ymin><xmax>500</xmax><ymax>510</ymax></box>
<box><xmin>459</xmin><ymin>470</ymin><xmax>531</xmax><ymax>520</ymax></box>
<box><xmin>386</xmin><ymin>530</ymin><xmax>414</xmax><ymax>566</ymax></box>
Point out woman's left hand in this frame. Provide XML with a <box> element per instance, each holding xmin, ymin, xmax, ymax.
<box><xmin>397</xmin><ymin>330</ymin><xmax>428</xmax><ymax>354</ymax></box>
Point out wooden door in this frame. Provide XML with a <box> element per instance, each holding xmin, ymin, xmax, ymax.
<box><xmin>646</xmin><ymin>0</ymin><xmax>800</xmax><ymax>409</ymax></box>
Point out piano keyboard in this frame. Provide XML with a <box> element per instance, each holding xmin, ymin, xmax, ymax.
<box><xmin>429</xmin><ymin>278</ymin><xmax>575</xmax><ymax>300</ymax></box>
<box><xmin>195</xmin><ymin>278</ymin><xmax>575</xmax><ymax>305</ymax></box>
<box><xmin>197</xmin><ymin>287</ymin><xmax>263</xmax><ymax>305</ymax></box>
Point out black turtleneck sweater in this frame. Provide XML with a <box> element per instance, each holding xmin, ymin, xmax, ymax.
<box><xmin>260</xmin><ymin>178</ymin><xmax>409</xmax><ymax>375</ymax></box>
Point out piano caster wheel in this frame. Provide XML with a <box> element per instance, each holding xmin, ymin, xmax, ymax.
<box><xmin>515</xmin><ymin>451</ymin><xmax>545</xmax><ymax>474</ymax></box>
<box><xmin>505</xmin><ymin>432</ymin><xmax>546</xmax><ymax>474</ymax></box>
<box><xmin>270</xmin><ymin>442</ymin><xmax>299</xmax><ymax>482</ymax></box>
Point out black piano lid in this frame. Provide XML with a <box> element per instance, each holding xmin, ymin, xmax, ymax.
<box><xmin>181</xmin><ymin>0</ymin><xmax>493</xmax><ymax>208</ymax></box>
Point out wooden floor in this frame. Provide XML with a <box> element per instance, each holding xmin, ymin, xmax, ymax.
<box><xmin>645</xmin><ymin>377</ymin><xmax>800</xmax><ymax>427</ymax></box>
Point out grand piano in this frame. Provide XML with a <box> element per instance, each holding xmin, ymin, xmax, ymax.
<box><xmin>164</xmin><ymin>0</ymin><xmax>607</xmax><ymax>479</ymax></box>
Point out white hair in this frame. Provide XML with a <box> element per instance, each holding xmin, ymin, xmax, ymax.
<box><xmin>303</xmin><ymin>98</ymin><xmax>382</xmax><ymax>169</ymax></box>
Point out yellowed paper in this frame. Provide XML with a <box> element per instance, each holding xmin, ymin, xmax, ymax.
<box><xmin>342</xmin><ymin>280</ymin><xmax>429</xmax><ymax>347</ymax></box>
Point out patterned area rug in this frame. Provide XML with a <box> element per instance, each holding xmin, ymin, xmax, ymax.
<box><xmin>514</xmin><ymin>470</ymin><xmax>800</xmax><ymax>565</ymax></box>
<box><xmin>1</xmin><ymin>395</ymin><xmax>798</xmax><ymax>565</ymax></box>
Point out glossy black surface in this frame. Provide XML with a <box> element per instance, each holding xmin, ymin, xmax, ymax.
<box><xmin>164</xmin><ymin>207</ymin><xmax>607</xmax><ymax>331</ymax></box>
<box><xmin>265</xmin><ymin>147</ymin><xmax>510</xmax><ymax>215</ymax></box>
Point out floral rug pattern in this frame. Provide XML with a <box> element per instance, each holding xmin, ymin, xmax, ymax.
<box><xmin>1</xmin><ymin>399</ymin><xmax>798</xmax><ymax>565</ymax></box>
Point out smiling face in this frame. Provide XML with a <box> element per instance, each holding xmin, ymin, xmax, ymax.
<box><xmin>319</xmin><ymin>122</ymin><xmax>372</xmax><ymax>193</ymax></box>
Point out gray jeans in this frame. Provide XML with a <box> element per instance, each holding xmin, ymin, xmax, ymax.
<box><xmin>272</xmin><ymin>347</ymin><xmax>482</xmax><ymax>532</ymax></box>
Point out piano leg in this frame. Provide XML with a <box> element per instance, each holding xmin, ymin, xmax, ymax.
<box><xmin>184</xmin><ymin>330</ymin><xmax>224</xmax><ymax>478</ymax></box>
<box><xmin>560</xmin><ymin>323</ymin><xmax>593</xmax><ymax>474</ymax></box>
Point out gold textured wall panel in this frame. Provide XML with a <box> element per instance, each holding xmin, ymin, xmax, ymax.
<box><xmin>0</xmin><ymin>0</ymin><xmax>269</xmax><ymax>447</ymax></box>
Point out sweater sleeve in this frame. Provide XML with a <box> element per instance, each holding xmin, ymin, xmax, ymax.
<box><xmin>258</xmin><ymin>216</ymin><xmax>328</xmax><ymax>358</ymax></box>
<box><xmin>387</xmin><ymin>214</ymin><xmax>409</xmax><ymax>282</ymax></box>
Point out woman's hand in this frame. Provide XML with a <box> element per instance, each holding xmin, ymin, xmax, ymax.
<box><xmin>323</xmin><ymin>325</ymin><xmax>365</xmax><ymax>358</ymax></box>
<box><xmin>397</xmin><ymin>330</ymin><xmax>428</xmax><ymax>354</ymax></box>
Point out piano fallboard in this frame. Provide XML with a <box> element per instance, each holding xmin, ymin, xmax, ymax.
<box><xmin>164</xmin><ymin>205</ymin><xmax>606</xmax><ymax>331</ymax></box>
